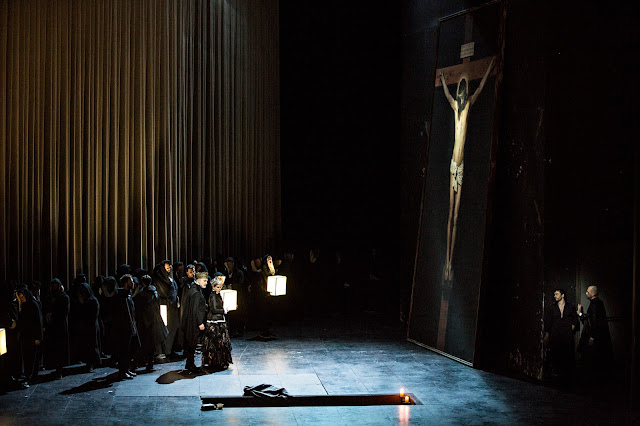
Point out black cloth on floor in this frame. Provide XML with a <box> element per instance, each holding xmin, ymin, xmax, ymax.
<box><xmin>243</xmin><ymin>384</ymin><xmax>290</xmax><ymax>399</ymax></box>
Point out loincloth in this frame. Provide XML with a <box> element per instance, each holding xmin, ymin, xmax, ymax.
<box><xmin>450</xmin><ymin>160</ymin><xmax>464</xmax><ymax>192</ymax></box>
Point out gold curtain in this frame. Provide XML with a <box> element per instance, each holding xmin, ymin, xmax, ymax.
<box><xmin>0</xmin><ymin>0</ymin><xmax>280</xmax><ymax>284</ymax></box>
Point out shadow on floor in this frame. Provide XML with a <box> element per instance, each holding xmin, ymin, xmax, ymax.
<box><xmin>59</xmin><ymin>372</ymin><xmax>120</xmax><ymax>395</ymax></box>
<box><xmin>60</xmin><ymin>363</ymin><xmax>94</xmax><ymax>377</ymax></box>
<box><xmin>246</xmin><ymin>335</ymin><xmax>277</xmax><ymax>342</ymax></box>
<box><xmin>156</xmin><ymin>370</ymin><xmax>204</xmax><ymax>384</ymax></box>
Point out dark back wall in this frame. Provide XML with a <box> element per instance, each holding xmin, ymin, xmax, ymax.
<box><xmin>279</xmin><ymin>3</ymin><xmax>402</xmax><ymax>256</ymax></box>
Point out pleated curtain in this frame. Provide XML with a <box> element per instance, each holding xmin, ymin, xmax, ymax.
<box><xmin>0</xmin><ymin>0</ymin><xmax>281</xmax><ymax>284</ymax></box>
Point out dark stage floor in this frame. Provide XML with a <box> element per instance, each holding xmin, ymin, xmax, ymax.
<box><xmin>1</xmin><ymin>314</ymin><xmax>637</xmax><ymax>425</ymax></box>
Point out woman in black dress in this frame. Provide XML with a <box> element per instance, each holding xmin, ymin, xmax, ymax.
<box><xmin>201</xmin><ymin>273</ymin><xmax>232</xmax><ymax>371</ymax></box>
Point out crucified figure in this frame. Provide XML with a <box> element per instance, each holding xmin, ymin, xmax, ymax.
<box><xmin>440</xmin><ymin>58</ymin><xmax>495</xmax><ymax>282</ymax></box>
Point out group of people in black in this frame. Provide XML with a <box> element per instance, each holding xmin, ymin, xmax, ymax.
<box><xmin>1</xmin><ymin>277</ymin><xmax>101</xmax><ymax>388</ymax></box>
<box><xmin>1</xmin><ymin>245</ymin><xmax>395</xmax><ymax>389</ymax></box>
<box><xmin>543</xmin><ymin>285</ymin><xmax>614</xmax><ymax>386</ymax></box>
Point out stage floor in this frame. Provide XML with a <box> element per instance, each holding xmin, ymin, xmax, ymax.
<box><xmin>0</xmin><ymin>314</ymin><xmax>637</xmax><ymax>425</ymax></box>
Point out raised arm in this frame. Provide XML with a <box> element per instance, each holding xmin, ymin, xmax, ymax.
<box><xmin>440</xmin><ymin>70</ymin><xmax>456</xmax><ymax>110</ymax></box>
<box><xmin>470</xmin><ymin>57</ymin><xmax>495</xmax><ymax>106</ymax></box>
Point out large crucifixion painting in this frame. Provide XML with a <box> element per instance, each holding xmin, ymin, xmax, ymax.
<box><xmin>408</xmin><ymin>1</ymin><xmax>505</xmax><ymax>365</ymax></box>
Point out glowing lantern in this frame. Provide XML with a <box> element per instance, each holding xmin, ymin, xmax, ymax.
<box><xmin>160</xmin><ymin>305</ymin><xmax>168</xmax><ymax>326</ymax></box>
<box><xmin>0</xmin><ymin>328</ymin><xmax>6</xmax><ymax>356</ymax></box>
<box><xmin>220</xmin><ymin>289</ymin><xmax>238</xmax><ymax>311</ymax></box>
<box><xmin>266</xmin><ymin>275</ymin><xmax>287</xmax><ymax>296</ymax></box>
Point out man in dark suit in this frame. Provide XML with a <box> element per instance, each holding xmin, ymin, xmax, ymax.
<box><xmin>544</xmin><ymin>288</ymin><xmax>579</xmax><ymax>384</ymax></box>
<box><xmin>180</xmin><ymin>272</ymin><xmax>207</xmax><ymax>373</ymax></box>
<box><xmin>578</xmin><ymin>285</ymin><xmax>613</xmax><ymax>382</ymax></box>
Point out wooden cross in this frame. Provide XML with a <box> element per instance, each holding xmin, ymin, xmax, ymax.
<box><xmin>434</xmin><ymin>14</ymin><xmax>496</xmax><ymax>88</ymax></box>
<box><xmin>435</xmin><ymin>13</ymin><xmax>495</xmax><ymax>352</ymax></box>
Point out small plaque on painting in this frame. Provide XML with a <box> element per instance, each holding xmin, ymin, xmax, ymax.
<box><xmin>460</xmin><ymin>42</ymin><xmax>474</xmax><ymax>59</ymax></box>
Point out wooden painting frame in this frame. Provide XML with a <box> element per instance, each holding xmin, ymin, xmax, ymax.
<box><xmin>407</xmin><ymin>0</ymin><xmax>506</xmax><ymax>366</ymax></box>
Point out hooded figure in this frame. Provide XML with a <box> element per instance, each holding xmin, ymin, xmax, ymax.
<box><xmin>69</xmin><ymin>274</ymin><xmax>88</xmax><ymax>302</ymax></box>
<box><xmin>15</xmin><ymin>286</ymin><xmax>43</xmax><ymax>385</ymax></box>
<box><xmin>68</xmin><ymin>274</ymin><xmax>88</xmax><ymax>363</ymax></box>
<box><xmin>224</xmin><ymin>257</ymin><xmax>246</xmax><ymax>336</ymax></box>
<box><xmin>98</xmin><ymin>276</ymin><xmax>117</xmax><ymax>357</ymax></box>
<box><xmin>153</xmin><ymin>260</ymin><xmax>179</xmax><ymax>356</ymax></box>
<box><xmin>44</xmin><ymin>278</ymin><xmax>70</xmax><ymax>377</ymax></box>
<box><xmin>76</xmin><ymin>282</ymin><xmax>101</xmax><ymax>370</ymax></box>
<box><xmin>92</xmin><ymin>275</ymin><xmax>105</xmax><ymax>300</ymax></box>
<box><xmin>112</xmin><ymin>274</ymin><xmax>140</xmax><ymax>379</ymax></box>
<box><xmin>0</xmin><ymin>282</ymin><xmax>21</xmax><ymax>384</ymax></box>
<box><xmin>247</xmin><ymin>256</ymin><xmax>265</xmax><ymax>331</ymax></box>
<box><xmin>115</xmin><ymin>264</ymin><xmax>132</xmax><ymax>283</ymax></box>
<box><xmin>134</xmin><ymin>275</ymin><xmax>168</xmax><ymax>371</ymax></box>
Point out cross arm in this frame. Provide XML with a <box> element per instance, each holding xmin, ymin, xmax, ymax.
<box><xmin>434</xmin><ymin>56</ymin><xmax>496</xmax><ymax>88</ymax></box>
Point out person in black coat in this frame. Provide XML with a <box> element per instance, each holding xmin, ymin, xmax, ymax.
<box><xmin>68</xmin><ymin>274</ymin><xmax>88</xmax><ymax>364</ymax></box>
<box><xmin>223</xmin><ymin>257</ymin><xmax>245</xmax><ymax>289</ymax></box>
<box><xmin>195</xmin><ymin>261</ymin><xmax>212</xmax><ymax>301</ymax></box>
<box><xmin>15</xmin><ymin>287</ymin><xmax>43</xmax><ymax>386</ymax></box>
<box><xmin>260</xmin><ymin>255</ymin><xmax>277</xmax><ymax>336</ymax></box>
<box><xmin>98</xmin><ymin>276</ymin><xmax>117</xmax><ymax>360</ymax></box>
<box><xmin>177</xmin><ymin>264</ymin><xmax>196</xmax><ymax>347</ymax></box>
<box><xmin>246</xmin><ymin>255</ymin><xmax>275</xmax><ymax>336</ymax></box>
<box><xmin>43</xmin><ymin>278</ymin><xmax>70</xmax><ymax>379</ymax></box>
<box><xmin>76</xmin><ymin>283</ymin><xmax>101</xmax><ymax>371</ymax></box>
<box><xmin>0</xmin><ymin>282</ymin><xmax>22</xmax><ymax>387</ymax></box>
<box><xmin>224</xmin><ymin>257</ymin><xmax>245</xmax><ymax>336</ymax></box>
<box><xmin>180</xmin><ymin>264</ymin><xmax>196</xmax><ymax>307</ymax></box>
<box><xmin>173</xmin><ymin>262</ymin><xmax>186</xmax><ymax>289</ymax></box>
<box><xmin>544</xmin><ymin>288</ymin><xmax>579</xmax><ymax>384</ymax></box>
<box><xmin>112</xmin><ymin>275</ymin><xmax>140</xmax><ymax>380</ymax></box>
<box><xmin>303</xmin><ymin>248</ymin><xmax>324</xmax><ymax>314</ymax></box>
<box><xmin>27</xmin><ymin>281</ymin><xmax>42</xmax><ymax>309</ymax></box>
<box><xmin>115</xmin><ymin>264</ymin><xmax>132</xmax><ymax>284</ymax></box>
<box><xmin>277</xmin><ymin>250</ymin><xmax>298</xmax><ymax>317</ymax></box>
<box><xmin>246</xmin><ymin>256</ymin><xmax>264</xmax><ymax>330</ymax></box>
<box><xmin>180</xmin><ymin>272</ymin><xmax>207</xmax><ymax>373</ymax></box>
<box><xmin>134</xmin><ymin>275</ymin><xmax>168</xmax><ymax>372</ymax></box>
<box><xmin>578</xmin><ymin>285</ymin><xmax>614</xmax><ymax>382</ymax></box>
<box><xmin>153</xmin><ymin>260</ymin><xmax>179</xmax><ymax>358</ymax></box>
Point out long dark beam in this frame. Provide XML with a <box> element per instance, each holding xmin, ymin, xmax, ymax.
<box><xmin>201</xmin><ymin>394</ymin><xmax>421</xmax><ymax>408</ymax></box>
<box><xmin>632</xmin><ymin>146</ymin><xmax>639</xmax><ymax>409</ymax></box>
